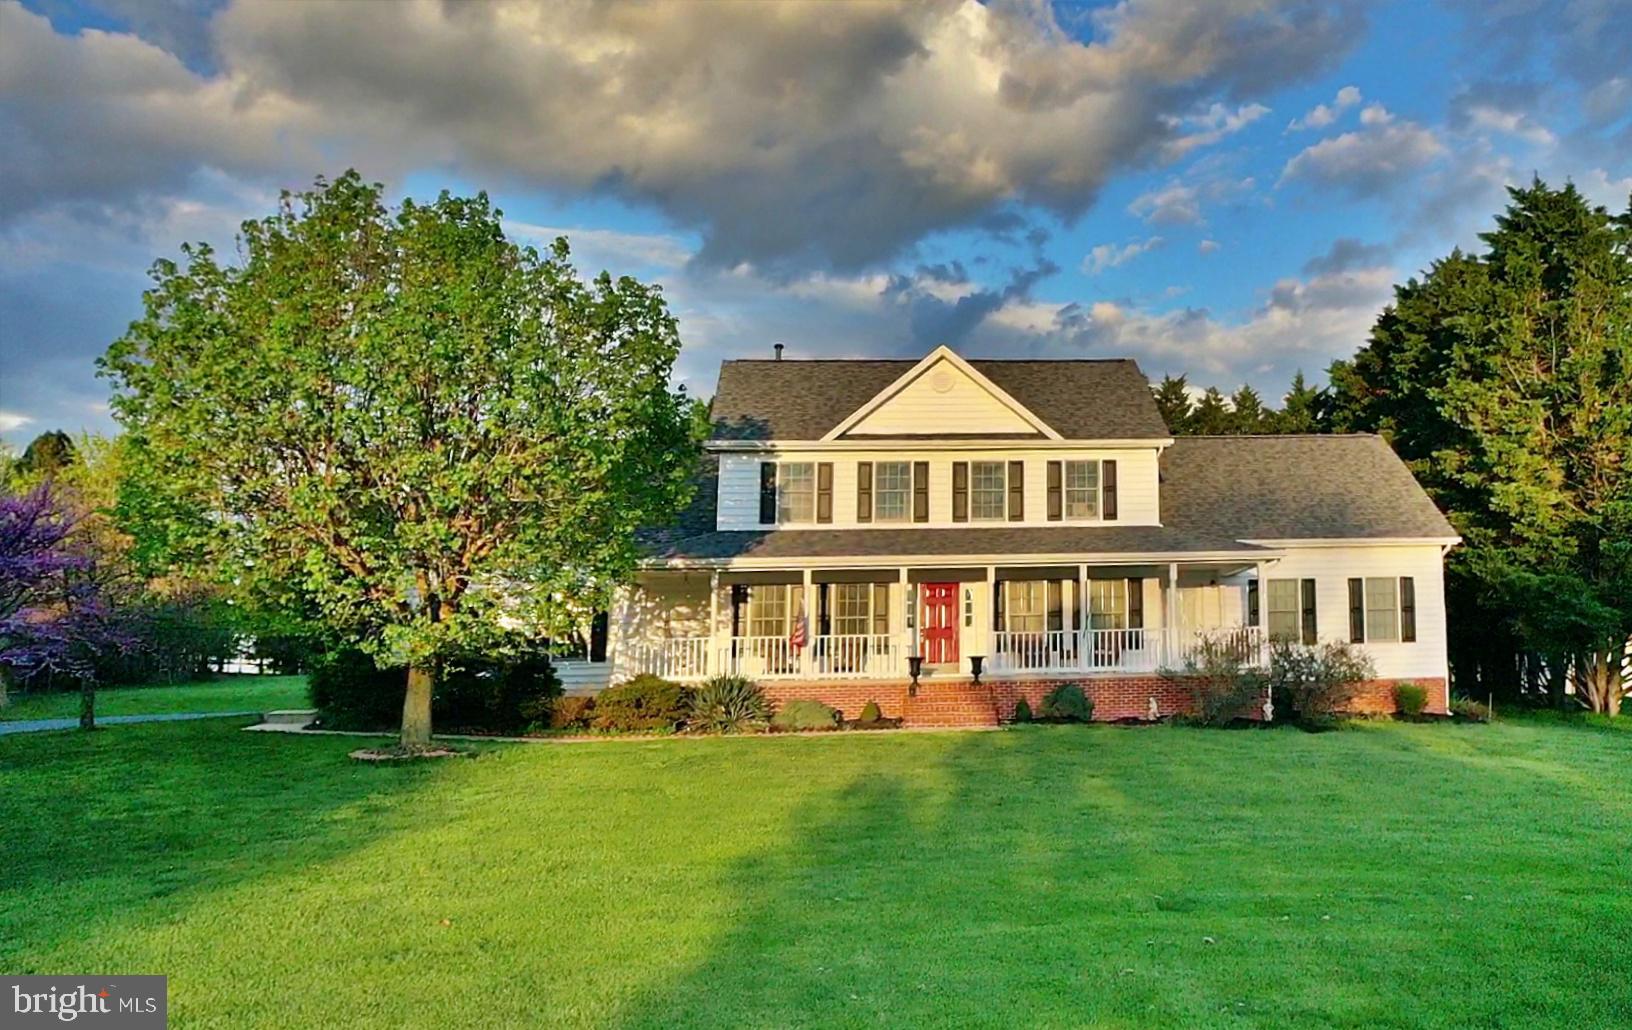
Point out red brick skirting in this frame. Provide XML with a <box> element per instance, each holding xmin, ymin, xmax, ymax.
<box><xmin>759</xmin><ymin>674</ymin><xmax>1448</xmax><ymax>727</ymax></box>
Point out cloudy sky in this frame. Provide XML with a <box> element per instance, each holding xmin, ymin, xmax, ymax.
<box><xmin>1</xmin><ymin>0</ymin><xmax>1628</xmax><ymax>446</ymax></box>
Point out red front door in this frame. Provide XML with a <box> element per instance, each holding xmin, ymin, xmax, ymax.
<box><xmin>921</xmin><ymin>583</ymin><xmax>960</xmax><ymax>665</ymax></box>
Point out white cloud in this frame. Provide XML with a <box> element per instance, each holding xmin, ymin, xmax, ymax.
<box><xmin>1129</xmin><ymin>183</ymin><xmax>1202</xmax><ymax>225</ymax></box>
<box><xmin>1359</xmin><ymin>103</ymin><xmax>1393</xmax><ymax>126</ymax></box>
<box><xmin>1280</xmin><ymin>117</ymin><xmax>1445</xmax><ymax>197</ymax></box>
<box><xmin>1161</xmin><ymin>102</ymin><xmax>1271</xmax><ymax>159</ymax></box>
<box><xmin>1286</xmin><ymin>84</ymin><xmax>1361</xmax><ymax>131</ymax></box>
<box><xmin>1083</xmin><ymin>236</ymin><xmax>1165</xmax><ymax>274</ymax></box>
<box><xmin>0</xmin><ymin>411</ymin><xmax>34</xmax><ymax>433</ymax></box>
<box><xmin>0</xmin><ymin>0</ymin><xmax>1370</xmax><ymax>272</ymax></box>
<box><xmin>1459</xmin><ymin>104</ymin><xmax>1557</xmax><ymax>147</ymax></box>
<box><xmin>503</xmin><ymin>222</ymin><xmax>694</xmax><ymax>272</ymax></box>
<box><xmin>1198</xmin><ymin>239</ymin><xmax>1221</xmax><ymax>255</ymax></box>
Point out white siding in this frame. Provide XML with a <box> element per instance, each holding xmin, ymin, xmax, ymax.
<box><xmin>716</xmin><ymin>447</ymin><xmax>1162</xmax><ymax>530</ymax></box>
<box><xmin>1257</xmin><ymin>543</ymin><xmax>1450</xmax><ymax>680</ymax></box>
<box><xmin>844</xmin><ymin>357</ymin><xmax>1040</xmax><ymax>436</ymax></box>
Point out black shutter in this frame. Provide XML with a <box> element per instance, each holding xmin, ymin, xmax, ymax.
<box><xmin>856</xmin><ymin>462</ymin><xmax>873</xmax><ymax>523</ymax></box>
<box><xmin>1301</xmin><ymin>578</ymin><xmax>1318</xmax><ymax>645</ymax></box>
<box><xmin>872</xmin><ymin>584</ymin><xmax>889</xmax><ymax>636</ymax></box>
<box><xmin>1007</xmin><ymin>460</ymin><xmax>1024</xmax><ymax>521</ymax></box>
<box><xmin>818</xmin><ymin>583</ymin><xmax>831</xmax><ymax>637</ymax></box>
<box><xmin>589</xmin><ymin>611</ymin><xmax>609</xmax><ymax>662</ymax></box>
<box><xmin>952</xmin><ymin>462</ymin><xmax>969</xmax><ymax>522</ymax></box>
<box><xmin>1102</xmin><ymin>460</ymin><xmax>1118</xmax><ymax>520</ymax></box>
<box><xmin>758</xmin><ymin>463</ymin><xmax>777</xmax><ymax>524</ymax></box>
<box><xmin>816</xmin><ymin>462</ymin><xmax>833</xmax><ymax>524</ymax></box>
<box><xmin>1247</xmin><ymin>579</ymin><xmax>1260</xmax><ymax>626</ymax></box>
<box><xmin>993</xmin><ymin>581</ymin><xmax>1005</xmax><ymax>633</ymax></box>
<box><xmin>1127</xmin><ymin>578</ymin><xmax>1144</xmax><ymax>629</ymax></box>
<box><xmin>1047</xmin><ymin>461</ymin><xmax>1062</xmax><ymax>521</ymax></box>
<box><xmin>913</xmin><ymin>461</ymin><xmax>929</xmax><ymax>522</ymax></box>
<box><xmin>731</xmin><ymin>584</ymin><xmax>748</xmax><ymax>638</ymax></box>
<box><xmin>1348</xmin><ymin>578</ymin><xmax>1365</xmax><ymax>642</ymax></box>
<box><xmin>1047</xmin><ymin>580</ymin><xmax>1063</xmax><ymax>632</ymax></box>
<box><xmin>1400</xmin><ymin>577</ymin><xmax>1416</xmax><ymax>642</ymax></box>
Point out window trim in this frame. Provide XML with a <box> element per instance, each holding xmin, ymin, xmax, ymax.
<box><xmin>872</xmin><ymin>460</ymin><xmax>912</xmax><ymax>523</ymax></box>
<box><xmin>970</xmin><ymin>460</ymin><xmax>1007</xmax><ymax>521</ymax></box>
<box><xmin>1062</xmin><ymin>459</ymin><xmax>1102</xmax><ymax>521</ymax></box>
<box><xmin>1363</xmin><ymin>576</ymin><xmax>1401</xmax><ymax>643</ymax></box>
<box><xmin>1265</xmin><ymin>578</ymin><xmax>1302</xmax><ymax>643</ymax></box>
<box><xmin>1351</xmin><ymin>576</ymin><xmax>1416</xmax><ymax>644</ymax></box>
<box><xmin>775</xmin><ymin>462</ymin><xmax>816</xmax><ymax>525</ymax></box>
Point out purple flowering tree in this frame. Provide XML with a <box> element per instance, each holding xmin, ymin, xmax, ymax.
<box><xmin>0</xmin><ymin>485</ymin><xmax>136</xmax><ymax>727</ymax></box>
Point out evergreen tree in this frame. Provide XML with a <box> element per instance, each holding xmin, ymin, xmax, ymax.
<box><xmin>15</xmin><ymin>430</ymin><xmax>76</xmax><ymax>479</ymax></box>
<box><xmin>1228</xmin><ymin>385</ymin><xmax>1269</xmax><ymax>433</ymax></box>
<box><xmin>1151</xmin><ymin>374</ymin><xmax>1193</xmax><ymax>434</ymax></box>
<box><xmin>1277</xmin><ymin>371</ymin><xmax>1326</xmax><ymax>433</ymax></box>
<box><xmin>1190</xmin><ymin>387</ymin><xmax>1233</xmax><ymax>435</ymax></box>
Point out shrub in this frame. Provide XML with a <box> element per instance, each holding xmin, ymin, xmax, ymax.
<box><xmin>310</xmin><ymin>647</ymin><xmax>561</xmax><ymax>734</ymax></box>
<box><xmin>1394</xmin><ymin>681</ymin><xmax>1428</xmax><ymax>718</ymax></box>
<box><xmin>1161</xmin><ymin>633</ymin><xmax>1266</xmax><ymax>726</ymax></box>
<box><xmin>858</xmin><ymin>700</ymin><xmax>883</xmax><ymax>724</ymax></box>
<box><xmin>1451</xmin><ymin>695</ymin><xmax>1492</xmax><ymax>722</ymax></box>
<box><xmin>1040</xmin><ymin>683</ymin><xmax>1094</xmax><ymax>722</ymax></box>
<box><xmin>771</xmin><ymin>698</ymin><xmax>840</xmax><ymax>731</ymax></box>
<box><xmin>547</xmin><ymin>695</ymin><xmax>595</xmax><ymax>730</ymax></box>
<box><xmin>592</xmin><ymin>674</ymin><xmax>691</xmax><ymax>732</ymax></box>
<box><xmin>1011</xmin><ymin>698</ymin><xmax>1033</xmax><ymax>723</ymax></box>
<box><xmin>1265</xmin><ymin>640</ymin><xmax>1376</xmax><ymax>722</ymax></box>
<box><xmin>688</xmin><ymin>676</ymin><xmax>770</xmax><ymax>734</ymax></box>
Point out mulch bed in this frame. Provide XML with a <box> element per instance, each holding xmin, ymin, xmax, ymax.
<box><xmin>349</xmin><ymin>745</ymin><xmax>475</xmax><ymax>762</ymax></box>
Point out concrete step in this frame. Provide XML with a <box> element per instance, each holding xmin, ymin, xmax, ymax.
<box><xmin>263</xmin><ymin>708</ymin><xmax>318</xmax><ymax>727</ymax></box>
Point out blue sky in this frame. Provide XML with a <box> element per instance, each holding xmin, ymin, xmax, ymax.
<box><xmin>1</xmin><ymin>0</ymin><xmax>1628</xmax><ymax>446</ymax></box>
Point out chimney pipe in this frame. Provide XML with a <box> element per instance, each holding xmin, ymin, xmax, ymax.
<box><xmin>773</xmin><ymin>343</ymin><xmax>784</xmax><ymax>361</ymax></box>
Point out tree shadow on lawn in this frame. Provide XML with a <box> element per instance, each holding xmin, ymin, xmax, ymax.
<box><xmin>0</xmin><ymin>718</ymin><xmax>453</xmax><ymax>971</ymax></box>
<box><xmin>610</xmin><ymin>723</ymin><xmax>1632</xmax><ymax>1029</ymax></box>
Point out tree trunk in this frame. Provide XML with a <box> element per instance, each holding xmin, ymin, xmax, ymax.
<box><xmin>79</xmin><ymin>679</ymin><xmax>95</xmax><ymax>730</ymax></box>
<box><xmin>401</xmin><ymin>664</ymin><xmax>434</xmax><ymax>747</ymax></box>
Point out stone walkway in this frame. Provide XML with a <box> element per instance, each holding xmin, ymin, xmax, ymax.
<box><xmin>0</xmin><ymin>711</ymin><xmax>258</xmax><ymax>735</ymax></box>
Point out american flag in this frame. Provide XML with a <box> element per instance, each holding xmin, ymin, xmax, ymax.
<box><xmin>789</xmin><ymin>606</ymin><xmax>808</xmax><ymax>652</ymax></box>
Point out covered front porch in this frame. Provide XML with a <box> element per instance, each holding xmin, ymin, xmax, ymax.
<box><xmin>611</xmin><ymin>558</ymin><xmax>1271</xmax><ymax>684</ymax></box>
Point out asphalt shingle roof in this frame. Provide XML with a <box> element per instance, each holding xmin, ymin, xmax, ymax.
<box><xmin>708</xmin><ymin>359</ymin><xmax>1170</xmax><ymax>441</ymax></box>
<box><xmin>640</xmin><ymin>435</ymin><xmax>1457</xmax><ymax>563</ymax></box>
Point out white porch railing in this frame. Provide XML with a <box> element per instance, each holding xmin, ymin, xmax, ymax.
<box><xmin>811</xmin><ymin>634</ymin><xmax>902</xmax><ymax>678</ymax></box>
<box><xmin>619</xmin><ymin>626</ymin><xmax>1266</xmax><ymax>681</ymax></box>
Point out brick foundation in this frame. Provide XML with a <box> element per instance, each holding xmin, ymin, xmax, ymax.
<box><xmin>758</xmin><ymin>673</ymin><xmax>1448</xmax><ymax>727</ymax></box>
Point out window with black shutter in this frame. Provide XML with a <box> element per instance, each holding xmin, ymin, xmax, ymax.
<box><xmin>856</xmin><ymin>462</ymin><xmax>873</xmax><ymax>522</ymax></box>
<box><xmin>1248</xmin><ymin>578</ymin><xmax>1260</xmax><ymax>627</ymax></box>
<box><xmin>1400</xmin><ymin>577</ymin><xmax>1416</xmax><ymax>642</ymax></box>
<box><xmin>952</xmin><ymin>462</ymin><xmax>969</xmax><ymax>522</ymax></box>
<box><xmin>1046</xmin><ymin>461</ymin><xmax>1062</xmax><ymax>521</ymax></box>
<box><xmin>1047</xmin><ymin>581</ymin><xmax>1063</xmax><ymax>632</ymax></box>
<box><xmin>1127</xmin><ymin>579</ymin><xmax>1144</xmax><ymax>629</ymax></box>
<box><xmin>913</xmin><ymin>461</ymin><xmax>929</xmax><ymax>522</ymax></box>
<box><xmin>758</xmin><ymin>463</ymin><xmax>777</xmax><ymax>524</ymax></box>
<box><xmin>1348</xmin><ymin>578</ymin><xmax>1365</xmax><ymax>642</ymax></box>
<box><xmin>1102</xmin><ymin>460</ymin><xmax>1118</xmax><ymax>520</ymax></box>
<box><xmin>1007</xmin><ymin>460</ymin><xmax>1024</xmax><ymax>521</ymax></box>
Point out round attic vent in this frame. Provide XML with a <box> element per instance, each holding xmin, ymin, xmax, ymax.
<box><xmin>931</xmin><ymin>369</ymin><xmax>955</xmax><ymax>393</ymax></box>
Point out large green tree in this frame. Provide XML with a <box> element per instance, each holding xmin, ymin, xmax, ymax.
<box><xmin>102</xmin><ymin>172</ymin><xmax>700</xmax><ymax>745</ymax></box>
<box><xmin>1329</xmin><ymin>180</ymin><xmax>1632</xmax><ymax>713</ymax></box>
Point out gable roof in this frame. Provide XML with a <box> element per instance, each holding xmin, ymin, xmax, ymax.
<box><xmin>822</xmin><ymin>346</ymin><xmax>1063</xmax><ymax>440</ymax></box>
<box><xmin>709</xmin><ymin>356</ymin><xmax>1169</xmax><ymax>441</ymax></box>
<box><xmin>640</xmin><ymin>433</ymin><xmax>1457</xmax><ymax>563</ymax></box>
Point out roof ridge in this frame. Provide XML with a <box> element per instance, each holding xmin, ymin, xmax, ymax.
<box><xmin>719</xmin><ymin>357</ymin><xmax>1136</xmax><ymax>365</ymax></box>
<box><xmin>1176</xmin><ymin>432</ymin><xmax>1381</xmax><ymax>440</ymax></box>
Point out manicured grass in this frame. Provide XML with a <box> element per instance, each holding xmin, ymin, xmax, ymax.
<box><xmin>0</xmin><ymin>675</ymin><xmax>308</xmax><ymax>722</ymax></box>
<box><xmin>2</xmin><ymin>716</ymin><xmax>1628</xmax><ymax>1027</ymax></box>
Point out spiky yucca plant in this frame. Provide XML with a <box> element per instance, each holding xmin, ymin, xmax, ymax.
<box><xmin>687</xmin><ymin>675</ymin><xmax>770</xmax><ymax>734</ymax></box>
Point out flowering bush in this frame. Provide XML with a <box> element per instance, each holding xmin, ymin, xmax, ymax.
<box><xmin>1265</xmin><ymin>640</ymin><xmax>1376</xmax><ymax>722</ymax></box>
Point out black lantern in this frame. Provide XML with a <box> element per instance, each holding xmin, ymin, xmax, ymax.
<box><xmin>969</xmin><ymin>655</ymin><xmax>985</xmax><ymax>685</ymax></box>
<box><xmin>907</xmin><ymin>655</ymin><xmax>924</xmax><ymax>695</ymax></box>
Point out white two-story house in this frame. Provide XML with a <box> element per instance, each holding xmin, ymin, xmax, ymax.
<box><xmin>575</xmin><ymin>346</ymin><xmax>1459</xmax><ymax>726</ymax></box>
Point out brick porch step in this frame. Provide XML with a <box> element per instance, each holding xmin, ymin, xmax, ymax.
<box><xmin>901</xmin><ymin>682</ymin><xmax>1000</xmax><ymax>728</ymax></box>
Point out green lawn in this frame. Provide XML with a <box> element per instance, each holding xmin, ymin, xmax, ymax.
<box><xmin>0</xmin><ymin>675</ymin><xmax>308</xmax><ymax>722</ymax></box>
<box><xmin>1</xmin><ymin>717</ymin><xmax>1628</xmax><ymax>1028</ymax></box>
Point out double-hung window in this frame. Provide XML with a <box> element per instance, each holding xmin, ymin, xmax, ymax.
<box><xmin>1266</xmin><ymin>579</ymin><xmax>1302</xmax><ymax>642</ymax></box>
<box><xmin>873</xmin><ymin>461</ymin><xmax>911</xmax><ymax>522</ymax></box>
<box><xmin>1005</xmin><ymin>581</ymin><xmax>1047</xmax><ymax>633</ymax></box>
<box><xmin>1064</xmin><ymin>460</ymin><xmax>1100</xmax><ymax>519</ymax></box>
<box><xmin>832</xmin><ymin>583</ymin><xmax>872</xmax><ymax>636</ymax></box>
<box><xmin>1089</xmin><ymin>579</ymin><xmax>1127</xmax><ymax>631</ymax></box>
<box><xmin>776</xmin><ymin>463</ymin><xmax>815</xmax><ymax>524</ymax></box>
<box><xmin>971</xmin><ymin>461</ymin><xmax>1006</xmax><ymax>520</ymax></box>
<box><xmin>1364</xmin><ymin>577</ymin><xmax>1400</xmax><ymax>642</ymax></box>
<box><xmin>747</xmin><ymin>586</ymin><xmax>789</xmax><ymax>638</ymax></box>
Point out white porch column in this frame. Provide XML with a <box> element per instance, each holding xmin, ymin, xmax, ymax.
<box><xmin>708</xmin><ymin>569</ymin><xmax>720</xmax><ymax>676</ymax></box>
<box><xmin>898</xmin><ymin>567</ymin><xmax>910</xmax><ymax>667</ymax></box>
<box><xmin>1167</xmin><ymin>561</ymin><xmax>1181</xmax><ymax>666</ymax></box>
<box><xmin>1078</xmin><ymin>562</ymin><xmax>1089</xmax><ymax>671</ymax></box>
<box><xmin>801</xmin><ymin>567</ymin><xmax>814</xmax><ymax>678</ymax></box>
<box><xmin>986</xmin><ymin>564</ymin><xmax>998</xmax><ymax>659</ymax></box>
<box><xmin>1254</xmin><ymin>560</ymin><xmax>1269</xmax><ymax>667</ymax></box>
